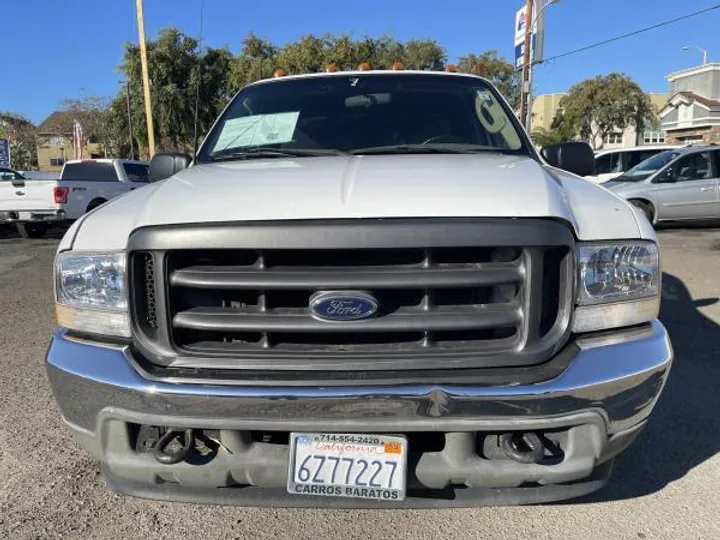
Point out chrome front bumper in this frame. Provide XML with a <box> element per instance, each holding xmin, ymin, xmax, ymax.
<box><xmin>45</xmin><ymin>321</ymin><xmax>673</xmax><ymax>507</ymax></box>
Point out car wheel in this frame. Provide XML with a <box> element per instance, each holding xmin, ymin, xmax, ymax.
<box><xmin>16</xmin><ymin>223</ymin><xmax>49</xmax><ymax>238</ymax></box>
<box><xmin>631</xmin><ymin>200</ymin><xmax>654</xmax><ymax>225</ymax></box>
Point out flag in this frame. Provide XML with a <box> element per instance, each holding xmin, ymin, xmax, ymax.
<box><xmin>73</xmin><ymin>119</ymin><xmax>84</xmax><ymax>159</ymax></box>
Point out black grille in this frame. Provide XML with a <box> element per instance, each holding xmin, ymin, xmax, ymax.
<box><xmin>129</xmin><ymin>219</ymin><xmax>574</xmax><ymax>372</ymax></box>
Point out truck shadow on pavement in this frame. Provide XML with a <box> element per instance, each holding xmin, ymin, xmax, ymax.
<box><xmin>583</xmin><ymin>272</ymin><xmax>720</xmax><ymax>503</ymax></box>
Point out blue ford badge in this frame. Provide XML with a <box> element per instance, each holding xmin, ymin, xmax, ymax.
<box><xmin>310</xmin><ymin>291</ymin><xmax>379</xmax><ymax>321</ymax></box>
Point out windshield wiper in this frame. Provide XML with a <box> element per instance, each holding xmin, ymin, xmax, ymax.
<box><xmin>350</xmin><ymin>144</ymin><xmax>512</xmax><ymax>156</ymax></box>
<box><xmin>210</xmin><ymin>148</ymin><xmax>347</xmax><ymax>161</ymax></box>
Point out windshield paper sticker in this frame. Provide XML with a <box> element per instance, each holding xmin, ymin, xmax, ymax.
<box><xmin>213</xmin><ymin>112</ymin><xmax>300</xmax><ymax>152</ymax></box>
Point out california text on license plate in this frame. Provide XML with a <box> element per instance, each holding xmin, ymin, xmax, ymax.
<box><xmin>287</xmin><ymin>433</ymin><xmax>407</xmax><ymax>501</ymax></box>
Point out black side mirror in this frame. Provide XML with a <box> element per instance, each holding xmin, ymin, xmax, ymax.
<box><xmin>540</xmin><ymin>141</ymin><xmax>596</xmax><ymax>177</ymax></box>
<box><xmin>654</xmin><ymin>168</ymin><xmax>676</xmax><ymax>183</ymax></box>
<box><xmin>148</xmin><ymin>152</ymin><xmax>192</xmax><ymax>183</ymax></box>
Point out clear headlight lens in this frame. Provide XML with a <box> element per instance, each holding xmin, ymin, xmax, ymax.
<box><xmin>56</xmin><ymin>252</ymin><xmax>126</xmax><ymax>309</ymax></box>
<box><xmin>573</xmin><ymin>241</ymin><xmax>660</xmax><ymax>332</ymax></box>
<box><xmin>577</xmin><ymin>242</ymin><xmax>659</xmax><ymax>305</ymax></box>
<box><xmin>55</xmin><ymin>252</ymin><xmax>130</xmax><ymax>337</ymax></box>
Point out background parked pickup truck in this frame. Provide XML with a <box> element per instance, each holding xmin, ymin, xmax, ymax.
<box><xmin>0</xmin><ymin>158</ymin><xmax>149</xmax><ymax>237</ymax></box>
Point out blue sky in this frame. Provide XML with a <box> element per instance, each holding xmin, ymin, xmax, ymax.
<box><xmin>2</xmin><ymin>0</ymin><xmax>718</xmax><ymax>124</ymax></box>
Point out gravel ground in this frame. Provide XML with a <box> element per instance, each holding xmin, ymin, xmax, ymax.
<box><xmin>0</xmin><ymin>224</ymin><xmax>719</xmax><ymax>539</ymax></box>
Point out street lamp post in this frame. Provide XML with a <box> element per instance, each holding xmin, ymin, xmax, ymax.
<box><xmin>523</xmin><ymin>0</ymin><xmax>559</xmax><ymax>134</ymax></box>
<box><xmin>682</xmin><ymin>45</ymin><xmax>708</xmax><ymax>65</ymax></box>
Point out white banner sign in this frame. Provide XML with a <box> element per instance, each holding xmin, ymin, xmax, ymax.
<box><xmin>513</xmin><ymin>3</ymin><xmax>546</xmax><ymax>70</ymax></box>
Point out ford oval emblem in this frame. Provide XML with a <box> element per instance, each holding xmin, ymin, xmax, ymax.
<box><xmin>310</xmin><ymin>291</ymin><xmax>379</xmax><ymax>321</ymax></box>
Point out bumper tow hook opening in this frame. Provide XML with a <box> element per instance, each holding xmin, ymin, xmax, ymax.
<box><xmin>499</xmin><ymin>432</ymin><xmax>545</xmax><ymax>464</ymax></box>
<box><xmin>153</xmin><ymin>428</ymin><xmax>194</xmax><ymax>465</ymax></box>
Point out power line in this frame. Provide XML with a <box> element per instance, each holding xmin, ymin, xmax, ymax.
<box><xmin>534</xmin><ymin>3</ymin><xmax>720</xmax><ymax>66</ymax></box>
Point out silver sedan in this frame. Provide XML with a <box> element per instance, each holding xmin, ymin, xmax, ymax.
<box><xmin>603</xmin><ymin>146</ymin><xmax>720</xmax><ymax>225</ymax></box>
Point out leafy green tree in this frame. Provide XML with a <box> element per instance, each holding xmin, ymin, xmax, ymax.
<box><xmin>457</xmin><ymin>51</ymin><xmax>520</xmax><ymax>109</ymax></box>
<box><xmin>532</xmin><ymin>112</ymin><xmax>577</xmax><ymax>147</ymax></box>
<box><xmin>229</xmin><ymin>33</ymin><xmax>278</xmax><ymax>92</ymax></box>
<box><xmin>114</xmin><ymin>27</ymin><xmax>232</xmax><ymax>155</ymax></box>
<box><xmin>0</xmin><ymin>112</ymin><xmax>37</xmax><ymax>170</ymax></box>
<box><xmin>275</xmin><ymin>34</ymin><xmax>329</xmax><ymax>74</ymax></box>
<box><xmin>229</xmin><ymin>33</ymin><xmax>446</xmax><ymax>86</ymax></box>
<box><xmin>403</xmin><ymin>39</ymin><xmax>446</xmax><ymax>70</ymax></box>
<box><xmin>559</xmin><ymin>73</ymin><xmax>654</xmax><ymax>149</ymax></box>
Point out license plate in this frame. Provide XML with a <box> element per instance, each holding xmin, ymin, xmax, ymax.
<box><xmin>287</xmin><ymin>433</ymin><xmax>407</xmax><ymax>501</ymax></box>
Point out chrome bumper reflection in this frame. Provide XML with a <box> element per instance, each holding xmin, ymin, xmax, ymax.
<box><xmin>46</xmin><ymin>321</ymin><xmax>673</xmax><ymax>436</ymax></box>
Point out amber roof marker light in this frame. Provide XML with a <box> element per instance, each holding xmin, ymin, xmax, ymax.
<box><xmin>273</xmin><ymin>68</ymin><xmax>287</xmax><ymax>77</ymax></box>
<box><xmin>357</xmin><ymin>62</ymin><xmax>371</xmax><ymax>71</ymax></box>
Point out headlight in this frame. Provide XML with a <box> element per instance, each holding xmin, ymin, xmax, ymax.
<box><xmin>55</xmin><ymin>252</ymin><xmax>130</xmax><ymax>337</ymax></box>
<box><xmin>573</xmin><ymin>241</ymin><xmax>660</xmax><ymax>333</ymax></box>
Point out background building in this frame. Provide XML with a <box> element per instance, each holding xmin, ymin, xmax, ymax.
<box><xmin>660</xmin><ymin>63</ymin><xmax>720</xmax><ymax>144</ymax></box>
<box><xmin>36</xmin><ymin>112</ymin><xmax>101</xmax><ymax>172</ymax></box>
<box><xmin>530</xmin><ymin>92</ymin><xmax>669</xmax><ymax>150</ymax></box>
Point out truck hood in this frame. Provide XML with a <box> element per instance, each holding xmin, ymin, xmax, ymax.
<box><xmin>65</xmin><ymin>154</ymin><xmax>651</xmax><ymax>251</ymax></box>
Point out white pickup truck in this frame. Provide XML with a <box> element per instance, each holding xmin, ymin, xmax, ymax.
<box><xmin>45</xmin><ymin>70</ymin><xmax>672</xmax><ymax>508</ymax></box>
<box><xmin>0</xmin><ymin>158</ymin><xmax>149</xmax><ymax>237</ymax></box>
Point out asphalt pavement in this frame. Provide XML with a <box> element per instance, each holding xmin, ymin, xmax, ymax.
<box><xmin>0</xmin><ymin>224</ymin><xmax>719</xmax><ymax>539</ymax></box>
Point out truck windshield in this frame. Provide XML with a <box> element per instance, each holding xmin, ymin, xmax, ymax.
<box><xmin>614</xmin><ymin>150</ymin><xmax>682</xmax><ymax>182</ymax></box>
<box><xmin>197</xmin><ymin>74</ymin><xmax>528</xmax><ymax>163</ymax></box>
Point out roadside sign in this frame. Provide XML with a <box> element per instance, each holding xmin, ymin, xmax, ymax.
<box><xmin>0</xmin><ymin>139</ymin><xmax>10</xmax><ymax>167</ymax></box>
<box><xmin>514</xmin><ymin>3</ymin><xmax>546</xmax><ymax>70</ymax></box>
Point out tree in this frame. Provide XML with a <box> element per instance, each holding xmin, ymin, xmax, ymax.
<box><xmin>114</xmin><ymin>27</ymin><xmax>233</xmax><ymax>155</ymax></box>
<box><xmin>0</xmin><ymin>112</ymin><xmax>37</xmax><ymax>170</ymax></box>
<box><xmin>228</xmin><ymin>33</ymin><xmax>447</xmax><ymax>93</ymax></box>
<box><xmin>559</xmin><ymin>73</ymin><xmax>654</xmax><ymax>149</ymax></box>
<box><xmin>229</xmin><ymin>33</ymin><xmax>278</xmax><ymax>91</ymax></box>
<box><xmin>532</xmin><ymin>111</ymin><xmax>577</xmax><ymax>147</ymax></box>
<box><xmin>457</xmin><ymin>51</ymin><xmax>520</xmax><ymax>109</ymax></box>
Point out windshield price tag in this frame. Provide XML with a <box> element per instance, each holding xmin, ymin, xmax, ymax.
<box><xmin>287</xmin><ymin>433</ymin><xmax>407</xmax><ymax>501</ymax></box>
<box><xmin>213</xmin><ymin>112</ymin><xmax>300</xmax><ymax>152</ymax></box>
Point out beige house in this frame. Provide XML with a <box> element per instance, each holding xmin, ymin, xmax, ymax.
<box><xmin>530</xmin><ymin>93</ymin><xmax>669</xmax><ymax>150</ymax></box>
<box><xmin>36</xmin><ymin>112</ymin><xmax>101</xmax><ymax>172</ymax></box>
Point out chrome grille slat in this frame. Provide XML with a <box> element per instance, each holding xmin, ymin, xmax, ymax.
<box><xmin>169</xmin><ymin>263</ymin><xmax>524</xmax><ymax>290</ymax></box>
<box><xmin>173</xmin><ymin>305</ymin><xmax>522</xmax><ymax>333</ymax></box>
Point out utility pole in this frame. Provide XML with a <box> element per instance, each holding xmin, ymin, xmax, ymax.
<box><xmin>135</xmin><ymin>0</ymin><xmax>155</xmax><ymax>158</ymax></box>
<box><xmin>125</xmin><ymin>81</ymin><xmax>135</xmax><ymax>160</ymax></box>
<box><xmin>519</xmin><ymin>0</ymin><xmax>534</xmax><ymax>130</ymax></box>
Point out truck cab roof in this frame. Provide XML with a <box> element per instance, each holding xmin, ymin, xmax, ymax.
<box><xmin>63</xmin><ymin>158</ymin><xmax>148</xmax><ymax>165</ymax></box>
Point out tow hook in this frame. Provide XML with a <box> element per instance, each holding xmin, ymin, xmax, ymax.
<box><xmin>153</xmin><ymin>428</ymin><xmax>194</xmax><ymax>464</ymax></box>
<box><xmin>499</xmin><ymin>432</ymin><xmax>545</xmax><ymax>464</ymax></box>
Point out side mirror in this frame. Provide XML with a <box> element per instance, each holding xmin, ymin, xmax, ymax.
<box><xmin>540</xmin><ymin>141</ymin><xmax>596</xmax><ymax>177</ymax></box>
<box><xmin>654</xmin><ymin>168</ymin><xmax>676</xmax><ymax>183</ymax></box>
<box><xmin>148</xmin><ymin>152</ymin><xmax>192</xmax><ymax>183</ymax></box>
